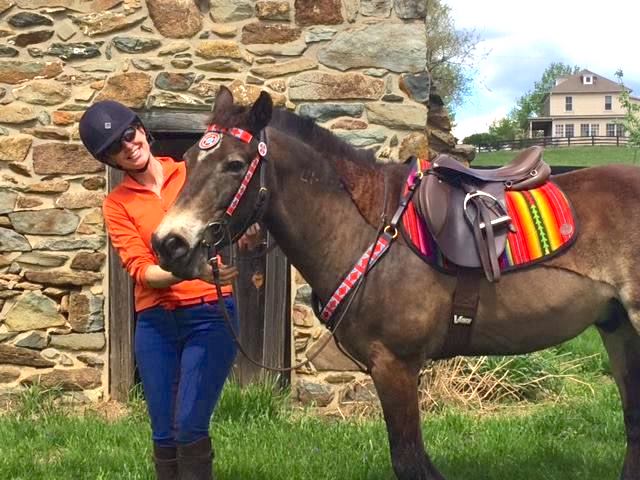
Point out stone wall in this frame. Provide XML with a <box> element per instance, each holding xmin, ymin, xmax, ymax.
<box><xmin>0</xmin><ymin>0</ymin><xmax>428</xmax><ymax>405</ymax></box>
<box><xmin>427</xmin><ymin>86</ymin><xmax>475</xmax><ymax>164</ymax></box>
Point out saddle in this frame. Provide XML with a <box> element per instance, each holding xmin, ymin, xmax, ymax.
<box><xmin>415</xmin><ymin>146</ymin><xmax>551</xmax><ymax>282</ymax></box>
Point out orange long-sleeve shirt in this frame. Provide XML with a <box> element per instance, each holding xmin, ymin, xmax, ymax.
<box><xmin>103</xmin><ymin>156</ymin><xmax>232</xmax><ymax>312</ymax></box>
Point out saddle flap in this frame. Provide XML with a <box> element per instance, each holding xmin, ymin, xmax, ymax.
<box><xmin>416</xmin><ymin>174</ymin><xmax>509</xmax><ymax>269</ymax></box>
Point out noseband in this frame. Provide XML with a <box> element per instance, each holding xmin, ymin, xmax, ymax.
<box><xmin>199</xmin><ymin>124</ymin><xmax>270</xmax><ymax>251</ymax></box>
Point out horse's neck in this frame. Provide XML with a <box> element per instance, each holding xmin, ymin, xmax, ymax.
<box><xmin>263</xmin><ymin>131</ymin><xmax>390</xmax><ymax>298</ymax></box>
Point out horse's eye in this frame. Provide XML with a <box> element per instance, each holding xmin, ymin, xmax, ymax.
<box><xmin>224</xmin><ymin>159</ymin><xmax>245</xmax><ymax>173</ymax></box>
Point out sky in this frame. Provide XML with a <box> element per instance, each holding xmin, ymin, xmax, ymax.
<box><xmin>445</xmin><ymin>0</ymin><xmax>640</xmax><ymax>141</ymax></box>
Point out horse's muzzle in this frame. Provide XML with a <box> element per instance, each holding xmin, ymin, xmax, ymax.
<box><xmin>151</xmin><ymin>231</ymin><xmax>197</xmax><ymax>275</ymax></box>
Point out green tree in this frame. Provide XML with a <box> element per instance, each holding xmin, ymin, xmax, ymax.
<box><xmin>462</xmin><ymin>132</ymin><xmax>500</xmax><ymax>150</ymax></box>
<box><xmin>511</xmin><ymin>62</ymin><xmax>581</xmax><ymax>132</ymax></box>
<box><xmin>615</xmin><ymin>70</ymin><xmax>640</xmax><ymax>154</ymax></box>
<box><xmin>489</xmin><ymin>117</ymin><xmax>520</xmax><ymax>141</ymax></box>
<box><xmin>426</xmin><ymin>0</ymin><xmax>481</xmax><ymax>111</ymax></box>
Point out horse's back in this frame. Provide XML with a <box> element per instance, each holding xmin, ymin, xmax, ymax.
<box><xmin>552</xmin><ymin>163</ymin><xmax>640</xmax><ymax>197</ymax></box>
<box><xmin>543</xmin><ymin>163</ymin><xmax>640</xmax><ymax>291</ymax></box>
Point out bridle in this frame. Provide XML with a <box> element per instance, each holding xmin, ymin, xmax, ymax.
<box><xmin>198</xmin><ymin>123</ymin><xmax>330</xmax><ymax>373</ymax></box>
<box><xmin>199</xmin><ymin>124</ymin><xmax>271</xmax><ymax>250</ymax></box>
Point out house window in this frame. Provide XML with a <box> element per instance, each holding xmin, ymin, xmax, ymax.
<box><xmin>565</xmin><ymin>96</ymin><xmax>573</xmax><ymax>111</ymax></box>
<box><xmin>565</xmin><ymin>124</ymin><xmax>574</xmax><ymax>137</ymax></box>
<box><xmin>591</xmin><ymin>124</ymin><xmax>599</xmax><ymax>136</ymax></box>
<box><xmin>605</xmin><ymin>95</ymin><xmax>612</xmax><ymax>110</ymax></box>
<box><xmin>584</xmin><ymin>75</ymin><xmax>593</xmax><ymax>85</ymax></box>
<box><xmin>580</xmin><ymin>124</ymin><xmax>590</xmax><ymax>136</ymax></box>
<box><xmin>555</xmin><ymin>124</ymin><xmax>564</xmax><ymax>137</ymax></box>
<box><xmin>607</xmin><ymin>123</ymin><xmax>625</xmax><ymax>136</ymax></box>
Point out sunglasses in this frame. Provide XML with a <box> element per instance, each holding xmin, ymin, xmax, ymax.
<box><xmin>102</xmin><ymin>124</ymin><xmax>139</xmax><ymax>158</ymax></box>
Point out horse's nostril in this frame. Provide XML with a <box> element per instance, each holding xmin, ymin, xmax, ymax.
<box><xmin>159</xmin><ymin>234</ymin><xmax>189</xmax><ymax>262</ymax></box>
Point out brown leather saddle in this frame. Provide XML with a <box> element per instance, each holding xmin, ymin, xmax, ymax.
<box><xmin>415</xmin><ymin>146</ymin><xmax>551</xmax><ymax>282</ymax></box>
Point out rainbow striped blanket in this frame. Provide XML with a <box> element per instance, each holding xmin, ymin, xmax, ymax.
<box><xmin>401</xmin><ymin>164</ymin><xmax>577</xmax><ymax>273</ymax></box>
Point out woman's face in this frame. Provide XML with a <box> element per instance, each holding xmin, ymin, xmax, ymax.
<box><xmin>105</xmin><ymin>125</ymin><xmax>151</xmax><ymax>171</ymax></box>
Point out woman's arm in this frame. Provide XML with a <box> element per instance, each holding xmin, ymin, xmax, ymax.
<box><xmin>103</xmin><ymin>198</ymin><xmax>159</xmax><ymax>288</ymax></box>
<box><xmin>144</xmin><ymin>265</ymin><xmax>182</xmax><ymax>289</ymax></box>
<box><xmin>104</xmin><ymin>198</ymin><xmax>238</xmax><ymax>289</ymax></box>
<box><xmin>145</xmin><ymin>262</ymin><xmax>239</xmax><ymax>289</ymax></box>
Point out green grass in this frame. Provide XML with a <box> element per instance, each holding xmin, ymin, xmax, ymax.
<box><xmin>0</xmin><ymin>339</ymin><xmax>628</xmax><ymax>480</ymax></box>
<box><xmin>0</xmin><ymin>385</ymin><xmax>624</xmax><ymax>480</ymax></box>
<box><xmin>474</xmin><ymin>145</ymin><xmax>640</xmax><ymax>166</ymax></box>
<box><xmin>215</xmin><ymin>382</ymin><xmax>623</xmax><ymax>480</ymax></box>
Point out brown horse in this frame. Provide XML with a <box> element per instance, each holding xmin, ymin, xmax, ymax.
<box><xmin>152</xmin><ymin>87</ymin><xmax>640</xmax><ymax>480</ymax></box>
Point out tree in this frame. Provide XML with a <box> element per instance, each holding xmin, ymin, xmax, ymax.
<box><xmin>511</xmin><ymin>62</ymin><xmax>580</xmax><ymax>132</ymax></box>
<box><xmin>488</xmin><ymin>117</ymin><xmax>520</xmax><ymax>141</ymax></box>
<box><xmin>426</xmin><ymin>0</ymin><xmax>481</xmax><ymax>111</ymax></box>
<box><xmin>615</xmin><ymin>70</ymin><xmax>640</xmax><ymax>154</ymax></box>
<box><xmin>462</xmin><ymin>132</ymin><xmax>500</xmax><ymax>150</ymax></box>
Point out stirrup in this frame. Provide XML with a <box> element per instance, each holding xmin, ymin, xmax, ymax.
<box><xmin>463</xmin><ymin>191</ymin><xmax>512</xmax><ymax>230</ymax></box>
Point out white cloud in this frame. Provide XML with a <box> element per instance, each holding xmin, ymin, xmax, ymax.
<box><xmin>444</xmin><ymin>0</ymin><xmax>640</xmax><ymax>140</ymax></box>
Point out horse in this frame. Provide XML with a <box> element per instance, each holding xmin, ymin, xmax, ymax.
<box><xmin>152</xmin><ymin>86</ymin><xmax>640</xmax><ymax>480</ymax></box>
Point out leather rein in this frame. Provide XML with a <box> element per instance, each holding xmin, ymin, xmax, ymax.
<box><xmin>199</xmin><ymin>123</ymin><xmax>420</xmax><ymax>373</ymax></box>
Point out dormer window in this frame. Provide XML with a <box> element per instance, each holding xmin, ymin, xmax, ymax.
<box><xmin>583</xmin><ymin>75</ymin><xmax>593</xmax><ymax>85</ymax></box>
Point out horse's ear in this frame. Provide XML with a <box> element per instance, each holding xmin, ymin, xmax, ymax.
<box><xmin>248</xmin><ymin>91</ymin><xmax>273</xmax><ymax>131</ymax></box>
<box><xmin>212</xmin><ymin>86</ymin><xmax>234</xmax><ymax>116</ymax></box>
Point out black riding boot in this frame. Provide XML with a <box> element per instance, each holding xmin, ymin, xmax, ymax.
<box><xmin>153</xmin><ymin>443</ymin><xmax>178</xmax><ymax>480</ymax></box>
<box><xmin>177</xmin><ymin>437</ymin><xmax>214</xmax><ymax>480</ymax></box>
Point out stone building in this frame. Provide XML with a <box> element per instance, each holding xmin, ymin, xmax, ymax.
<box><xmin>0</xmin><ymin>0</ymin><xmax>434</xmax><ymax>408</ymax></box>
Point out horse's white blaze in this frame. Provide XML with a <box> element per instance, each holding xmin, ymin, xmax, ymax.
<box><xmin>154</xmin><ymin>208</ymin><xmax>205</xmax><ymax>249</ymax></box>
<box><xmin>196</xmin><ymin>139</ymin><xmax>222</xmax><ymax>162</ymax></box>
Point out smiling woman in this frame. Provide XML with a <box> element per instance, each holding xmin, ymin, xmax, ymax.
<box><xmin>78</xmin><ymin>100</ymin><xmax>261</xmax><ymax>480</ymax></box>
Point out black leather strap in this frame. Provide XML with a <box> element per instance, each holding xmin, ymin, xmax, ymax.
<box><xmin>438</xmin><ymin>268</ymin><xmax>482</xmax><ymax>358</ymax></box>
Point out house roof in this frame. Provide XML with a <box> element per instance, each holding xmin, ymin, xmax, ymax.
<box><xmin>551</xmin><ymin>69</ymin><xmax>629</xmax><ymax>94</ymax></box>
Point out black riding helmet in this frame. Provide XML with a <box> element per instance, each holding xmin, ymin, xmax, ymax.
<box><xmin>79</xmin><ymin>100</ymin><xmax>151</xmax><ymax>167</ymax></box>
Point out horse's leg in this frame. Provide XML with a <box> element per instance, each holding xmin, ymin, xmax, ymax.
<box><xmin>598</xmin><ymin>303</ymin><xmax>640</xmax><ymax>480</ymax></box>
<box><xmin>368</xmin><ymin>341</ymin><xmax>444</xmax><ymax>480</ymax></box>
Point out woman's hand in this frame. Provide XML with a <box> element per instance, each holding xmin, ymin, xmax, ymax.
<box><xmin>237</xmin><ymin>223</ymin><xmax>264</xmax><ymax>251</ymax></box>
<box><xmin>198</xmin><ymin>260</ymin><xmax>238</xmax><ymax>285</ymax></box>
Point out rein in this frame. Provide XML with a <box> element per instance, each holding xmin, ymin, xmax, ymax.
<box><xmin>199</xmin><ymin>123</ymin><xmax>327</xmax><ymax>373</ymax></box>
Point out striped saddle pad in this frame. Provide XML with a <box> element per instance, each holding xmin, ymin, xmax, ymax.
<box><xmin>401</xmin><ymin>163</ymin><xmax>578</xmax><ymax>273</ymax></box>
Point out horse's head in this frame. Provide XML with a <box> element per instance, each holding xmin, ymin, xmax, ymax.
<box><xmin>152</xmin><ymin>86</ymin><xmax>273</xmax><ymax>279</ymax></box>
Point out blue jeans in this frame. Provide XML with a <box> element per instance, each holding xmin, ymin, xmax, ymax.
<box><xmin>135</xmin><ymin>297</ymin><xmax>237</xmax><ymax>447</ymax></box>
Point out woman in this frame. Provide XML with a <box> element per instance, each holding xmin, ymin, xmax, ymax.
<box><xmin>79</xmin><ymin>100</ymin><xmax>256</xmax><ymax>480</ymax></box>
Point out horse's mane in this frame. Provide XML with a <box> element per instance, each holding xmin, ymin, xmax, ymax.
<box><xmin>271</xmin><ymin>109</ymin><xmax>410</xmax><ymax>226</ymax></box>
<box><xmin>208</xmin><ymin>102</ymin><xmax>378</xmax><ymax>166</ymax></box>
<box><xmin>269</xmin><ymin>108</ymin><xmax>378</xmax><ymax>166</ymax></box>
<box><xmin>209</xmin><ymin>102</ymin><xmax>407</xmax><ymax>226</ymax></box>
